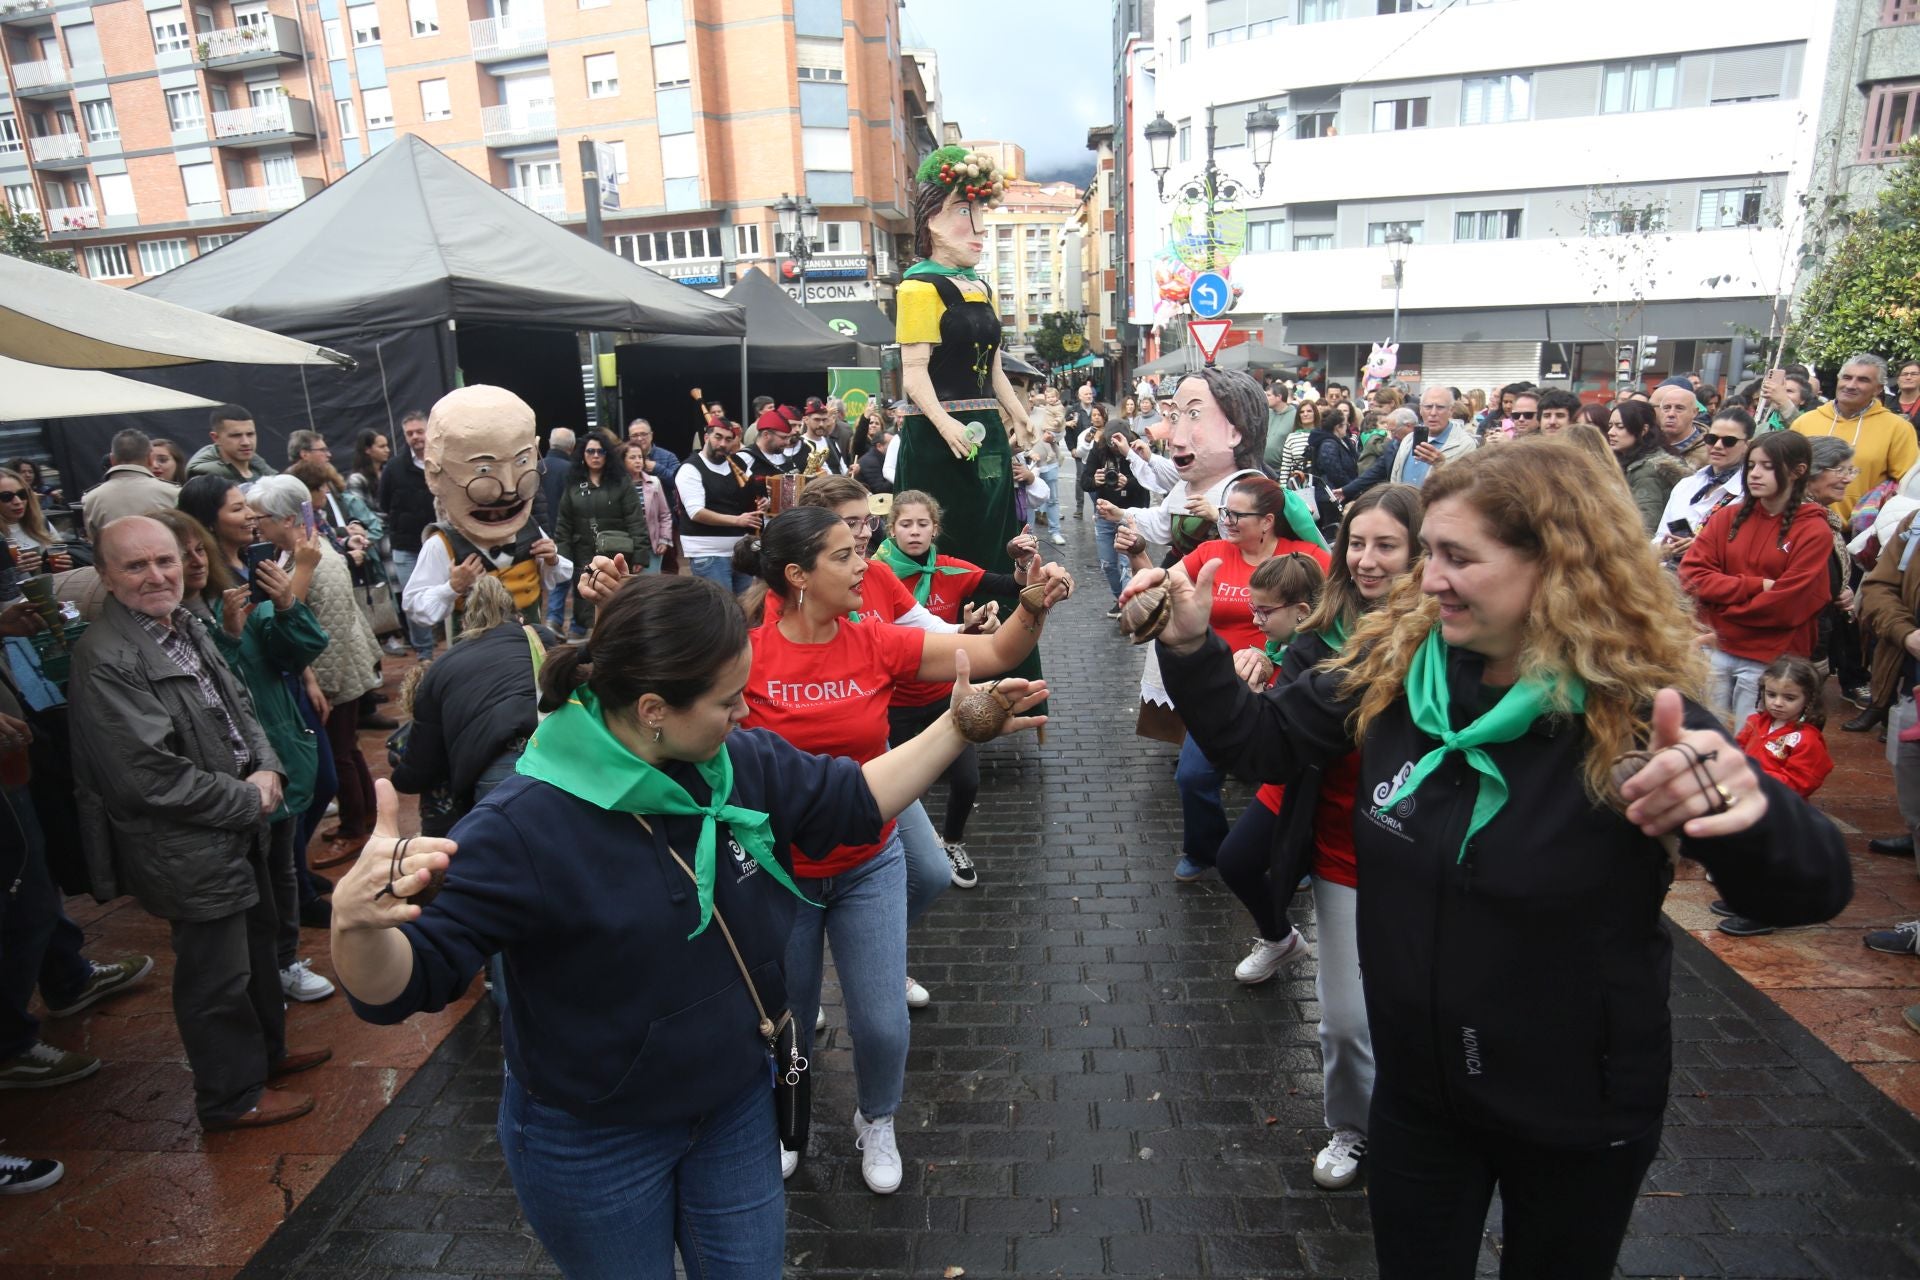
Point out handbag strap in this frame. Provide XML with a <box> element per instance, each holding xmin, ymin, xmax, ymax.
<box><xmin>633</xmin><ymin>814</ymin><xmax>776</xmax><ymax>1038</ymax></box>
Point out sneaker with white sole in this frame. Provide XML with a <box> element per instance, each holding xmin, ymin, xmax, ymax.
<box><xmin>854</xmin><ymin>1110</ymin><xmax>903</xmax><ymax>1194</ymax></box>
<box><xmin>1312</xmin><ymin>1127</ymin><xmax>1367</xmax><ymax>1189</ymax></box>
<box><xmin>905</xmin><ymin>976</ymin><xmax>931</xmax><ymax>1009</ymax></box>
<box><xmin>1864</xmin><ymin>920</ymin><xmax>1920</xmax><ymax>956</ymax></box>
<box><xmin>780</xmin><ymin>1145</ymin><xmax>799</xmax><ymax>1180</ymax></box>
<box><xmin>44</xmin><ymin>954</ymin><xmax>154</xmax><ymax>1018</ymax></box>
<box><xmin>1050</xmin><ymin>532</ymin><xmax>1067</xmax><ymax>546</ymax></box>
<box><xmin>1234</xmin><ymin>928</ymin><xmax>1311</xmax><ymax>984</ymax></box>
<box><xmin>280</xmin><ymin>958</ymin><xmax>335</xmax><ymax>1003</ymax></box>
<box><xmin>0</xmin><ymin>1154</ymin><xmax>64</xmax><ymax>1195</ymax></box>
<box><xmin>944</xmin><ymin>841</ymin><xmax>977</xmax><ymax>890</ymax></box>
<box><xmin>815</xmin><ymin>1006</ymin><xmax>827</xmax><ymax>1033</ymax></box>
<box><xmin>0</xmin><ymin>1040</ymin><xmax>101</xmax><ymax>1090</ymax></box>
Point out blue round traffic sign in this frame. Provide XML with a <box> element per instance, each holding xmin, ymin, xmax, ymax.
<box><xmin>1189</xmin><ymin>270</ymin><xmax>1230</xmax><ymax>319</ymax></box>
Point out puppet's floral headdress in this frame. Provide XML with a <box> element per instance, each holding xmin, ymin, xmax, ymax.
<box><xmin>916</xmin><ymin>146</ymin><xmax>1009</xmax><ymax>207</ymax></box>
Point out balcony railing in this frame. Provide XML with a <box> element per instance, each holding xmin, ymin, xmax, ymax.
<box><xmin>43</xmin><ymin>204</ymin><xmax>98</xmax><ymax>230</ymax></box>
<box><xmin>1886</xmin><ymin>0</ymin><xmax>1918</xmax><ymax>26</ymax></box>
<box><xmin>0</xmin><ymin>0</ymin><xmax>55</xmax><ymax>24</ymax></box>
<box><xmin>12</xmin><ymin>58</ymin><xmax>63</xmax><ymax>87</ymax></box>
<box><xmin>470</xmin><ymin>16</ymin><xmax>546</xmax><ymax>59</ymax></box>
<box><xmin>28</xmin><ymin>132</ymin><xmax>84</xmax><ymax>162</ymax></box>
<box><xmin>197</xmin><ymin>17</ymin><xmax>302</xmax><ymax>66</ymax></box>
<box><xmin>227</xmin><ymin>179</ymin><xmax>320</xmax><ymax>214</ymax></box>
<box><xmin>480</xmin><ymin>102</ymin><xmax>556</xmax><ymax>142</ymax></box>
<box><xmin>505</xmin><ymin>185</ymin><xmax>566</xmax><ymax>218</ymax></box>
<box><xmin>211</xmin><ymin>97</ymin><xmax>315</xmax><ymax>144</ymax></box>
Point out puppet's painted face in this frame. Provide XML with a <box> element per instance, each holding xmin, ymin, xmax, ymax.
<box><xmin>424</xmin><ymin>385</ymin><xmax>540</xmax><ymax>548</ymax></box>
<box><xmin>1165</xmin><ymin>377</ymin><xmax>1243</xmax><ymax>486</ymax></box>
<box><xmin>926</xmin><ymin>190</ymin><xmax>985</xmax><ymax>269</ymax></box>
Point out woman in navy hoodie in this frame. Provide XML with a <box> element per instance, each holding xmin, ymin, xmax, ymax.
<box><xmin>329</xmin><ymin>574</ymin><xmax>1044</xmax><ymax>1280</ymax></box>
<box><xmin>1139</xmin><ymin>438</ymin><xmax>1849</xmax><ymax>1280</ymax></box>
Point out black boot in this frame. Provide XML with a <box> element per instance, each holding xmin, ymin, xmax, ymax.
<box><xmin>1868</xmin><ymin>834</ymin><xmax>1915</xmax><ymax>856</ymax></box>
<box><xmin>1843</xmin><ymin>704</ymin><xmax>1888</xmax><ymax>733</ymax></box>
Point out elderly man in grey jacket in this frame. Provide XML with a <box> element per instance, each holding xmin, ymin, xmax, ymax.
<box><xmin>68</xmin><ymin>516</ymin><xmax>330</xmax><ymax>1131</ymax></box>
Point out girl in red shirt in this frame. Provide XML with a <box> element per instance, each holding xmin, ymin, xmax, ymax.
<box><xmin>875</xmin><ymin>490</ymin><xmax>1035</xmax><ymax>890</ymax></box>
<box><xmin>735</xmin><ymin>507</ymin><xmax>1070</xmax><ymax>1193</ymax></box>
<box><xmin>1715</xmin><ymin>656</ymin><xmax>1834</xmax><ymax>937</ymax></box>
<box><xmin>1171</xmin><ymin>476</ymin><xmax>1331</xmax><ymax>883</ymax></box>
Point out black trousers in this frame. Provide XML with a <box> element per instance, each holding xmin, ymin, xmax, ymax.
<box><xmin>1368</xmin><ymin>1093</ymin><xmax>1661</xmax><ymax>1280</ymax></box>
<box><xmin>887</xmin><ymin>700</ymin><xmax>979</xmax><ymax>842</ymax></box>
<box><xmin>1215</xmin><ymin>798</ymin><xmax>1300</xmax><ymax>942</ymax></box>
<box><xmin>168</xmin><ymin>838</ymin><xmax>287</xmax><ymax>1125</ymax></box>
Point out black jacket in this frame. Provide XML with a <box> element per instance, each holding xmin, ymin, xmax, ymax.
<box><xmin>539</xmin><ymin>450</ymin><xmax>573</xmax><ymax>525</ymax></box>
<box><xmin>1159</xmin><ymin>631</ymin><xmax>1850</xmax><ymax>1147</ymax></box>
<box><xmin>857</xmin><ymin>445</ymin><xmax>892</xmax><ymax>494</ymax></box>
<box><xmin>1081</xmin><ymin>437</ymin><xmax>1149</xmax><ymax>509</ymax></box>
<box><xmin>390</xmin><ymin>621</ymin><xmax>548</xmax><ymax>815</ymax></box>
<box><xmin>1306</xmin><ymin>428</ymin><xmax>1359</xmax><ymax>490</ymax></box>
<box><xmin>380</xmin><ymin>453</ymin><xmax>437</xmax><ymax>555</ymax></box>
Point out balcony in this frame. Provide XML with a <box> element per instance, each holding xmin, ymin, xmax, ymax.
<box><xmin>211</xmin><ymin>96</ymin><xmax>316</xmax><ymax>147</ymax></box>
<box><xmin>11</xmin><ymin>57</ymin><xmax>69</xmax><ymax>98</ymax></box>
<box><xmin>42</xmin><ymin>204</ymin><xmax>98</xmax><ymax>231</ymax></box>
<box><xmin>505</xmin><ymin>184</ymin><xmax>566</xmax><ymax>219</ymax></box>
<box><xmin>197</xmin><ymin>15</ymin><xmax>303</xmax><ymax>69</ymax></box>
<box><xmin>470</xmin><ymin>15</ymin><xmax>546</xmax><ymax>62</ymax></box>
<box><xmin>28</xmin><ymin>132</ymin><xmax>85</xmax><ymax>166</ymax></box>
<box><xmin>480</xmin><ymin>102</ymin><xmax>556</xmax><ymax>145</ymax></box>
<box><xmin>0</xmin><ymin>0</ymin><xmax>54</xmax><ymax>25</ymax></box>
<box><xmin>227</xmin><ymin>176</ymin><xmax>323</xmax><ymax>214</ymax></box>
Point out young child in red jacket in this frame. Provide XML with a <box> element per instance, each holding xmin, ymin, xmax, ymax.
<box><xmin>1714</xmin><ymin>656</ymin><xmax>1834</xmax><ymax>937</ymax></box>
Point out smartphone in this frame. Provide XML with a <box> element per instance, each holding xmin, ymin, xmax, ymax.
<box><xmin>1411</xmin><ymin>426</ymin><xmax>1429</xmax><ymax>449</ymax></box>
<box><xmin>243</xmin><ymin>541</ymin><xmax>278</xmax><ymax>603</ymax></box>
<box><xmin>298</xmin><ymin>500</ymin><xmax>317</xmax><ymax>538</ymax></box>
<box><xmin>1666</xmin><ymin>518</ymin><xmax>1693</xmax><ymax>538</ymax></box>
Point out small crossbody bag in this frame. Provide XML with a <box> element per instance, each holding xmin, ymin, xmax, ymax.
<box><xmin>634</xmin><ymin>815</ymin><xmax>811</xmax><ymax>1150</ymax></box>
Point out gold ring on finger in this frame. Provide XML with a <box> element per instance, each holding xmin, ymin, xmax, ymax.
<box><xmin>1713</xmin><ymin>783</ymin><xmax>1735</xmax><ymax>813</ymax></box>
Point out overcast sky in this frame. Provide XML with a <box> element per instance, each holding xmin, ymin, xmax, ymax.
<box><xmin>903</xmin><ymin>0</ymin><xmax>1111</xmax><ymax>179</ymax></box>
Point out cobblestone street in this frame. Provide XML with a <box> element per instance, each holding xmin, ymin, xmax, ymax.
<box><xmin>220</xmin><ymin>514</ymin><xmax>1920</xmax><ymax>1280</ymax></box>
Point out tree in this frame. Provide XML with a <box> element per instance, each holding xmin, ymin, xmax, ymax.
<box><xmin>1793</xmin><ymin>140</ymin><xmax>1920</xmax><ymax>369</ymax></box>
<box><xmin>1029</xmin><ymin>311</ymin><xmax>1087</xmax><ymax>367</ymax></box>
<box><xmin>0</xmin><ymin>206</ymin><xmax>75</xmax><ymax>271</ymax></box>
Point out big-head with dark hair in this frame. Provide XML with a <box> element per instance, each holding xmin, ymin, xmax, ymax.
<box><xmin>1169</xmin><ymin>366</ymin><xmax>1268</xmax><ymax>483</ymax></box>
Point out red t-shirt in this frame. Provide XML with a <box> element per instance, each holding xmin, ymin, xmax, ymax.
<box><xmin>744</xmin><ymin>618</ymin><xmax>926</xmax><ymax>877</ymax></box>
<box><xmin>1180</xmin><ymin>539</ymin><xmax>1331</xmax><ymax>655</ymax></box>
<box><xmin>892</xmin><ymin>553</ymin><xmax>986</xmax><ymax>707</ymax></box>
<box><xmin>1311</xmin><ymin>752</ymin><xmax>1361</xmax><ymax>889</ymax></box>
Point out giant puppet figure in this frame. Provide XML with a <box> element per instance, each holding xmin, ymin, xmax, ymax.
<box><xmin>400</xmin><ymin>384</ymin><xmax>570</xmax><ymax>637</ymax></box>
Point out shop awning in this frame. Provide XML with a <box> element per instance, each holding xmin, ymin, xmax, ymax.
<box><xmin>1277</xmin><ymin>298</ymin><xmax>1777</xmax><ymax>346</ymax></box>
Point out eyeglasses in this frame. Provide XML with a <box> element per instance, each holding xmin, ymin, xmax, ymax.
<box><xmin>841</xmin><ymin>516</ymin><xmax>869</xmax><ymax>533</ymax></box>
<box><xmin>1510</xmin><ymin>411</ymin><xmax>1538</xmax><ymax>420</ymax></box>
<box><xmin>1704</xmin><ymin>433</ymin><xmax>1746</xmax><ymax>448</ymax></box>
<box><xmin>1250</xmin><ymin>603</ymin><xmax>1304</xmax><ymax>622</ymax></box>
<box><xmin>459</xmin><ymin>469</ymin><xmax>540</xmax><ymax>507</ymax></box>
<box><xmin>1217</xmin><ymin>508</ymin><xmax>1264</xmax><ymax>525</ymax></box>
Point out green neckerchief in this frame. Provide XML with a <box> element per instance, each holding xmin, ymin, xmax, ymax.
<box><xmin>873</xmin><ymin>538</ymin><xmax>969</xmax><ymax>605</ymax></box>
<box><xmin>1315</xmin><ymin>616</ymin><xmax>1350</xmax><ymax>653</ymax></box>
<box><xmin>903</xmin><ymin>260</ymin><xmax>980</xmax><ymax>281</ymax></box>
<box><xmin>515</xmin><ymin>689</ymin><xmax>816</xmax><ymax>937</ymax></box>
<box><xmin>1278</xmin><ymin>486</ymin><xmax>1328</xmax><ymax>550</ymax></box>
<box><xmin>1374</xmin><ymin>627</ymin><xmax>1585</xmax><ymax>862</ymax></box>
<box><xmin>1263</xmin><ymin>639</ymin><xmax>1288</xmax><ymax>667</ymax></box>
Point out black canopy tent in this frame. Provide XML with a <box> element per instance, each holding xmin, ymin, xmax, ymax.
<box><xmin>44</xmin><ymin>135</ymin><xmax>745</xmax><ymax>488</ymax></box>
<box><xmin>806</xmin><ymin>299</ymin><xmax>894</xmax><ymax>348</ymax></box>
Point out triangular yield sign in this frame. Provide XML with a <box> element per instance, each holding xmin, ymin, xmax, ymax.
<box><xmin>1188</xmin><ymin>318</ymin><xmax>1233</xmax><ymax>364</ymax></box>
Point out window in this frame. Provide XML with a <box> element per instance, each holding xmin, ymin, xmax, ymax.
<box><xmin>1292</xmin><ymin>234</ymin><xmax>1333</xmax><ymax>251</ymax></box>
<box><xmin>1588</xmin><ymin>204</ymin><xmax>1668</xmax><ymax>235</ymax></box>
<box><xmin>348</xmin><ymin>4</ymin><xmax>380</xmax><ymax>47</ymax></box>
<box><xmin>1298</xmin><ymin>0</ymin><xmax>1338</xmax><ymax>22</ymax></box>
<box><xmin>419</xmin><ymin>78</ymin><xmax>451</xmax><ymax>120</ymax></box>
<box><xmin>822</xmin><ymin>220</ymin><xmax>860</xmax><ymax>252</ymax></box>
<box><xmin>1295</xmin><ymin>111</ymin><xmax>1336</xmax><ymax>139</ymax></box>
<box><xmin>600</xmin><ymin>139</ymin><xmax>627</xmax><ymax>183</ymax></box>
<box><xmin>166</xmin><ymin>88</ymin><xmax>204</xmax><ymax>130</ymax></box>
<box><xmin>407</xmin><ymin>0</ymin><xmax>438</xmax><ymax>36</ymax></box>
<box><xmin>1887</xmin><ymin>0</ymin><xmax>1919</xmax><ymax>24</ymax></box>
<box><xmin>180</xmin><ymin>161</ymin><xmax>219</xmax><ymax>205</ymax></box>
<box><xmin>1177</xmin><ymin>119</ymin><xmax>1191</xmax><ymax>162</ymax></box>
<box><xmin>1367</xmin><ymin>220</ymin><xmax>1424</xmax><ymax>245</ymax></box>
<box><xmin>612</xmin><ymin>227</ymin><xmax>723</xmax><ymax>262</ymax></box>
<box><xmin>1601</xmin><ymin>59</ymin><xmax>1678</xmax><ymax>113</ymax></box>
<box><xmin>796</xmin><ymin>64</ymin><xmax>844</xmax><ymax>82</ymax></box>
<box><xmin>85</xmin><ymin>244</ymin><xmax>133</xmax><ymax>278</ymax></box>
<box><xmin>1377</xmin><ymin>0</ymin><xmax>1438</xmax><ymax>11</ymax></box>
<box><xmin>1460</xmin><ymin>74</ymin><xmax>1530</xmax><ymax>125</ymax></box>
<box><xmin>151</xmin><ymin>7</ymin><xmax>190</xmax><ymax>54</ymax></box>
<box><xmin>1455</xmin><ymin>208</ymin><xmax>1521</xmax><ymax>240</ymax></box>
<box><xmin>81</xmin><ymin>100</ymin><xmax>119</xmax><ymax>145</ymax></box>
<box><xmin>654</xmin><ymin>42</ymin><xmax>690</xmax><ymax>88</ymax></box>
<box><xmin>4</xmin><ymin>184</ymin><xmax>37</xmax><ymax>215</ymax></box>
<box><xmin>199</xmin><ymin>233</ymin><xmax>241</xmax><ymax>252</ymax></box>
<box><xmin>659</xmin><ymin>132</ymin><xmax>698</xmax><ymax>179</ymax></box>
<box><xmin>801</xmin><ymin>126</ymin><xmax>851</xmax><ymax>171</ymax></box>
<box><xmin>795</xmin><ymin>36</ymin><xmax>842</xmax><ymax>81</ymax></box>
<box><xmin>581</xmin><ymin>0</ymin><xmax>611</xmax><ymax>8</ymax></box>
<box><xmin>137</xmin><ymin>238</ymin><xmax>191</xmax><ymax>274</ymax></box>
<box><xmin>0</xmin><ymin>115</ymin><xmax>19</xmax><ymax>155</ymax></box>
<box><xmin>586</xmin><ymin>53</ymin><xmax>619</xmax><ymax>98</ymax></box>
<box><xmin>336</xmin><ymin>98</ymin><xmax>358</xmax><ymax>137</ymax></box>
<box><xmin>363</xmin><ymin>87</ymin><xmax>393</xmax><ymax>128</ymax></box>
<box><xmin>1177</xmin><ymin>17</ymin><xmax>1190</xmax><ymax>61</ymax></box>
<box><xmin>735</xmin><ymin>223</ymin><xmax>761</xmax><ymax>257</ymax></box>
<box><xmin>99</xmin><ymin>173</ymin><xmax>135</xmax><ymax>216</ymax></box>
<box><xmin>323</xmin><ymin>19</ymin><xmax>345</xmax><ymax>58</ymax></box>
<box><xmin>1207</xmin><ymin>0</ymin><xmax>1285</xmax><ymax>45</ymax></box>
<box><xmin>1861</xmin><ymin>83</ymin><xmax>1919</xmax><ymax>162</ymax></box>
<box><xmin>1372</xmin><ymin>97</ymin><xmax>1428</xmax><ymax>131</ymax></box>
<box><xmin>1245</xmin><ymin>218</ymin><xmax>1284</xmax><ymax>253</ymax></box>
<box><xmin>1698</xmin><ymin>187</ymin><xmax>1763</xmax><ymax>229</ymax></box>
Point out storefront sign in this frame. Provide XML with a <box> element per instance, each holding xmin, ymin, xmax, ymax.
<box><xmin>782</xmin><ymin>280</ymin><xmax>876</xmax><ymax>303</ymax></box>
<box><xmin>782</xmin><ymin>255</ymin><xmax>869</xmax><ymax>281</ymax></box>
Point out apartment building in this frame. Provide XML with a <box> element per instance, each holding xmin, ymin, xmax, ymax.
<box><xmin>2</xmin><ymin>0</ymin><xmax>935</xmax><ymax>294</ymax></box>
<box><xmin>1806</xmin><ymin>1</ymin><xmax>1918</xmax><ymax>214</ymax></box>
<box><xmin>1116</xmin><ymin>0</ymin><xmax>1839</xmax><ymax>396</ymax></box>
<box><xmin>978</xmin><ymin>175</ymin><xmax>1081</xmax><ymax>356</ymax></box>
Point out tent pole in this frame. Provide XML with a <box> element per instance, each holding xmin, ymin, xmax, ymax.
<box><xmin>739</xmin><ymin>338</ymin><xmax>748</xmax><ymax>425</ymax></box>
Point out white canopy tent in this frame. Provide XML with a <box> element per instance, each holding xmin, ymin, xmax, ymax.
<box><xmin>0</xmin><ymin>354</ymin><xmax>221</xmax><ymax>423</ymax></box>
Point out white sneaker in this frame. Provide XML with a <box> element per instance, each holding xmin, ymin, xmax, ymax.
<box><xmin>279</xmin><ymin>958</ymin><xmax>335</xmax><ymax>1003</ymax></box>
<box><xmin>815</xmin><ymin>1006</ymin><xmax>827</xmax><ymax>1033</ymax></box>
<box><xmin>1050</xmin><ymin>532</ymin><xmax>1067</xmax><ymax>546</ymax></box>
<box><xmin>1312</xmin><ymin>1127</ymin><xmax>1367</xmax><ymax>1189</ymax></box>
<box><xmin>853</xmin><ymin>1110</ymin><xmax>902</xmax><ymax>1194</ymax></box>
<box><xmin>324</xmin><ymin>800</ymin><xmax>339</xmax><ymax>818</ymax></box>
<box><xmin>1233</xmin><ymin>928</ymin><xmax>1311</xmax><ymax>985</ymax></box>
<box><xmin>905</xmin><ymin>976</ymin><xmax>931</xmax><ymax>1009</ymax></box>
<box><xmin>780</xmin><ymin>1145</ymin><xmax>799</xmax><ymax>1180</ymax></box>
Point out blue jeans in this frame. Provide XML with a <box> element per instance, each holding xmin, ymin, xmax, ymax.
<box><xmin>1095</xmin><ymin>516</ymin><xmax>1125</xmax><ymax>599</ymax></box>
<box><xmin>501</xmin><ymin>1069</ymin><xmax>783</xmax><ymax>1280</ymax></box>
<box><xmin>784</xmin><ymin>832</ymin><xmax>908</xmax><ymax>1121</ymax></box>
<box><xmin>1037</xmin><ymin>464</ymin><xmax>1062</xmax><ymax>530</ymax></box>
<box><xmin>389</xmin><ymin>548</ymin><xmax>436</xmax><ymax>659</ymax></box>
<box><xmin>1176</xmin><ymin>733</ymin><xmax>1228</xmax><ymax>866</ymax></box>
<box><xmin>896</xmin><ymin>799</ymin><xmax>949</xmax><ymax>927</ymax></box>
<box><xmin>690</xmin><ymin>555</ymin><xmax>750</xmax><ymax>596</ymax></box>
<box><xmin>545</xmin><ymin>575</ymin><xmax>570</xmax><ymax>629</ymax></box>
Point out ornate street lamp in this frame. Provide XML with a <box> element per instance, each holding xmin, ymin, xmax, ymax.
<box><xmin>1384</xmin><ymin>223</ymin><xmax>1413</xmax><ymax>345</ymax></box>
<box><xmin>774</xmin><ymin>193</ymin><xmax>822</xmax><ymax>307</ymax></box>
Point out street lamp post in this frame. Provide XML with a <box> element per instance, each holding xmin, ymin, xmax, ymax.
<box><xmin>774</xmin><ymin>192</ymin><xmax>821</xmax><ymax>308</ymax></box>
<box><xmin>1384</xmin><ymin>223</ymin><xmax>1413</xmax><ymax>347</ymax></box>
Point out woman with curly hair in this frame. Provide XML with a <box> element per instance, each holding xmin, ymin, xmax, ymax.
<box><xmin>1138</xmin><ymin>438</ymin><xmax>1849</xmax><ymax>1279</ymax></box>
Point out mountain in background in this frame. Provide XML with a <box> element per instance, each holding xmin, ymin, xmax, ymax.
<box><xmin>1025</xmin><ymin>159</ymin><xmax>1095</xmax><ymax>190</ymax></box>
